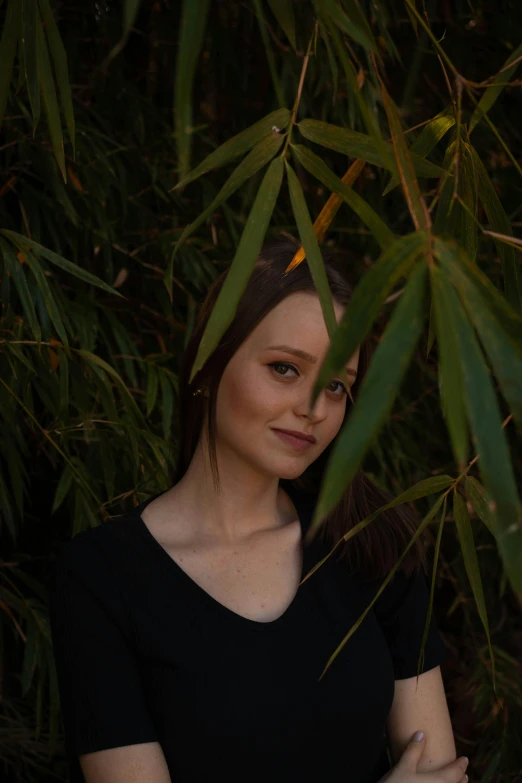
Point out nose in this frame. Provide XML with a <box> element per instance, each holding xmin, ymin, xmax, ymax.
<box><xmin>294</xmin><ymin>385</ymin><xmax>329</xmax><ymax>422</ymax></box>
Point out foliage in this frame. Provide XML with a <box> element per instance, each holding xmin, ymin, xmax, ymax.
<box><xmin>0</xmin><ymin>0</ymin><xmax>521</xmax><ymax>780</ymax></box>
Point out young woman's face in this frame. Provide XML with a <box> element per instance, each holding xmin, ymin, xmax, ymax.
<box><xmin>213</xmin><ymin>291</ymin><xmax>360</xmax><ymax>480</ymax></box>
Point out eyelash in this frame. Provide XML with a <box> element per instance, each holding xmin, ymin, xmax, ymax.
<box><xmin>268</xmin><ymin>362</ymin><xmax>348</xmax><ymax>397</ymax></box>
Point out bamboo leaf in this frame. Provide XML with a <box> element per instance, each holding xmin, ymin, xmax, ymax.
<box><xmin>378</xmin><ymin>75</ymin><xmax>431</xmax><ymax>231</ymax></box>
<box><xmin>21</xmin><ymin>616</ymin><xmax>37</xmax><ymax>696</ymax></box>
<box><xmin>266</xmin><ymin>0</ymin><xmax>296</xmax><ymax>50</ymax></box>
<box><xmin>38</xmin><ymin>0</ymin><xmax>75</xmax><ymax>155</ymax></box>
<box><xmin>434</xmin><ymin>138</ymin><xmax>479</xmax><ymax>263</ymax></box>
<box><xmin>0</xmin><ymin>0</ymin><xmax>22</xmax><ymax>129</ymax></box>
<box><xmin>76</xmin><ymin>350</ymin><xmax>147</xmax><ymax>425</ymax></box>
<box><xmin>316</xmin><ymin>0</ymin><xmax>376</xmax><ymax>52</ymax></box>
<box><xmin>317</xmin><ymin>493</ymin><xmax>446</xmax><ymax>679</ymax></box>
<box><xmin>51</xmin><ymin>463</ymin><xmax>74</xmax><ymax>514</ymax></box>
<box><xmin>433</xmin><ymin>237</ymin><xmax>522</xmax><ymax>602</ymax></box>
<box><xmin>310</xmin><ymin>261</ymin><xmax>428</xmax><ymax>537</ymax></box>
<box><xmin>292</xmin><ymin>143</ymin><xmax>395</xmax><ymax>250</ymax></box>
<box><xmin>1</xmin><ymin>230</ymin><xmax>124</xmax><ymax>298</ymax></box>
<box><xmin>173</xmin><ymin>108</ymin><xmax>290</xmax><ymax>190</ymax></box>
<box><xmin>35</xmin><ymin>10</ymin><xmax>65</xmax><ymax>181</ymax></box>
<box><xmin>383</xmin><ymin>110</ymin><xmax>455</xmax><ymax>195</ymax></box>
<box><xmin>172</xmin><ymin>131</ymin><xmax>283</xmax><ymax>258</ymax></box>
<box><xmin>438</xmin><ymin>240</ymin><xmax>522</xmax><ymax>432</ymax></box>
<box><xmin>430</xmin><ymin>263</ymin><xmax>469</xmax><ymax>468</ymax></box>
<box><xmin>298</xmin><ymin>118</ymin><xmax>446</xmax><ymax>178</ymax></box>
<box><xmin>105</xmin><ymin>0</ymin><xmax>142</xmax><ymax>63</ymax></box>
<box><xmin>453</xmin><ymin>490</ymin><xmax>496</xmax><ymax>686</ymax></box>
<box><xmin>159</xmin><ymin>373</ymin><xmax>174</xmax><ymax>441</ymax></box>
<box><xmin>467</xmin><ymin>145</ymin><xmax>522</xmax><ymax>311</ymax></box>
<box><xmin>302</xmin><ymin>474</ymin><xmax>453</xmax><ymax>578</ymax></box>
<box><xmin>465</xmin><ymin>476</ymin><xmax>496</xmax><ymax>538</ymax></box>
<box><xmin>145</xmin><ymin>364</ymin><xmax>159</xmax><ymax>417</ymax></box>
<box><xmin>189</xmin><ymin>155</ymin><xmax>284</xmax><ymax>382</ymax></box>
<box><xmin>174</xmin><ymin>0</ymin><xmax>211</xmax><ymax>183</ymax></box>
<box><xmin>285</xmin><ymin>160</ymin><xmax>352</xmax><ymax>390</ymax></box>
<box><xmin>470</xmin><ymin>42</ymin><xmax>522</xmax><ymax>133</ymax></box>
<box><xmin>310</xmin><ymin>231</ymin><xmax>427</xmax><ymax>408</ymax></box>
<box><xmin>0</xmin><ymin>238</ymin><xmax>41</xmax><ymax>342</ymax></box>
<box><xmin>22</xmin><ymin>250</ymin><xmax>68</xmax><ymax>346</ymax></box>
<box><xmin>287</xmin><ymin>159</ymin><xmax>367</xmax><ymax>272</ymax></box>
<box><xmin>322</xmin><ymin>17</ymin><xmax>392</xmax><ymax>173</ymax></box>
<box><xmin>23</xmin><ymin>0</ymin><xmax>40</xmax><ymax>133</ymax></box>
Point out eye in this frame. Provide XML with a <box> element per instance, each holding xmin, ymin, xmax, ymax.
<box><xmin>268</xmin><ymin>362</ymin><xmax>347</xmax><ymax>397</ymax></box>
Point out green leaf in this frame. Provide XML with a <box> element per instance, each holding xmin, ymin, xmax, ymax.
<box><xmin>159</xmin><ymin>373</ymin><xmax>174</xmax><ymax>441</ymax></box>
<box><xmin>190</xmin><ymin>155</ymin><xmax>284</xmax><ymax>382</ymax></box>
<box><xmin>105</xmin><ymin>0</ymin><xmax>142</xmax><ymax>63</ymax></box>
<box><xmin>0</xmin><ymin>237</ymin><xmax>41</xmax><ymax>342</ymax></box>
<box><xmin>23</xmin><ymin>0</ymin><xmax>40</xmax><ymax>133</ymax></box>
<box><xmin>303</xmin><ymin>474</ymin><xmax>454</xmax><ymax>581</ymax></box>
<box><xmin>172</xmin><ymin>131</ymin><xmax>284</xmax><ymax>258</ymax></box>
<box><xmin>77</xmin><ymin>350</ymin><xmax>147</xmax><ymax>426</ymax></box>
<box><xmin>430</xmin><ymin>263</ymin><xmax>469</xmax><ymax>468</ymax></box>
<box><xmin>21</xmin><ymin>616</ymin><xmax>37</xmax><ymax>696</ymax></box>
<box><xmin>316</xmin><ymin>0</ymin><xmax>376</xmax><ymax>52</ymax></box>
<box><xmin>433</xmin><ymin>237</ymin><xmax>522</xmax><ymax>602</ymax></box>
<box><xmin>467</xmin><ymin>145</ymin><xmax>522</xmax><ymax>311</ymax></box>
<box><xmin>124</xmin><ymin>0</ymin><xmax>142</xmax><ymax>32</ymax></box>
<box><xmin>383</xmin><ymin>110</ymin><xmax>455</xmax><ymax>195</ymax></box>
<box><xmin>145</xmin><ymin>364</ymin><xmax>159</xmax><ymax>417</ymax></box>
<box><xmin>310</xmin><ymin>231</ymin><xmax>427</xmax><ymax>409</ymax></box>
<box><xmin>465</xmin><ymin>476</ymin><xmax>496</xmax><ymax>538</ymax></box>
<box><xmin>453</xmin><ymin>490</ymin><xmax>496</xmax><ymax>688</ymax></box>
<box><xmin>174</xmin><ymin>0</ymin><xmax>211</xmax><ymax>183</ymax></box>
<box><xmin>316</xmin><ymin>493</ymin><xmax>446</xmax><ymax>679</ymax></box>
<box><xmin>22</xmin><ymin>250</ymin><xmax>68</xmax><ymax>346</ymax></box>
<box><xmin>434</xmin><ymin>138</ymin><xmax>479</xmax><ymax>263</ymax></box>
<box><xmin>322</xmin><ymin>17</ymin><xmax>391</xmax><ymax>173</ymax></box>
<box><xmin>286</xmin><ymin>160</ymin><xmax>352</xmax><ymax>386</ymax></box>
<box><xmin>38</xmin><ymin>0</ymin><xmax>75</xmax><ymax>155</ymax></box>
<box><xmin>173</xmin><ymin>108</ymin><xmax>290</xmax><ymax>190</ymax></box>
<box><xmin>379</xmin><ymin>75</ymin><xmax>431</xmax><ymax>231</ymax></box>
<box><xmin>310</xmin><ymin>262</ymin><xmax>428</xmax><ymax>536</ymax></box>
<box><xmin>1</xmin><ymin>230</ymin><xmax>124</xmax><ymax>298</ymax></box>
<box><xmin>433</xmin><ymin>231</ymin><xmax>522</xmax><ymax>348</ymax></box>
<box><xmin>51</xmin><ymin>463</ymin><xmax>74</xmax><ymax>514</ymax></box>
<box><xmin>35</xmin><ymin>9</ymin><xmax>65</xmax><ymax>181</ymax></box>
<box><xmin>470</xmin><ymin>42</ymin><xmax>522</xmax><ymax>133</ymax></box>
<box><xmin>292</xmin><ymin>143</ymin><xmax>395</xmax><ymax>250</ymax></box>
<box><xmin>0</xmin><ymin>0</ymin><xmax>22</xmax><ymax>129</ymax></box>
<box><xmin>438</xmin><ymin>240</ymin><xmax>522</xmax><ymax>432</ymax></box>
<box><xmin>266</xmin><ymin>0</ymin><xmax>296</xmax><ymax>50</ymax></box>
<box><xmin>298</xmin><ymin>119</ymin><xmax>446</xmax><ymax>179</ymax></box>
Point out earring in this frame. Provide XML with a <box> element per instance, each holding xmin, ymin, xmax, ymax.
<box><xmin>193</xmin><ymin>386</ymin><xmax>208</xmax><ymax>397</ymax></box>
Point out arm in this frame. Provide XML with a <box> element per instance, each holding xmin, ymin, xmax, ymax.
<box><xmin>80</xmin><ymin>741</ymin><xmax>172</xmax><ymax>783</ymax></box>
<box><xmin>386</xmin><ymin>665</ymin><xmax>457</xmax><ymax>773</ymax></box>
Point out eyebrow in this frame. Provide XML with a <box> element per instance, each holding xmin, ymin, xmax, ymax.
<box><xmin>266</xmin><ymin>344</ymin><xmax>358</xmax><ymax>376</ymax></box>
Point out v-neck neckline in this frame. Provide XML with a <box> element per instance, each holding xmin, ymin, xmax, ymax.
<box><xmin>131</xmin><ymin>482</ymin><xmax>318</xmax><ymax>632</ymax></box>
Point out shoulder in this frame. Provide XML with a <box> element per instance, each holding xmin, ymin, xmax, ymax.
<box><xmin>53</xmin><ymin>510</ymin><xmax>141</xmax><ymax>588</ymax></box>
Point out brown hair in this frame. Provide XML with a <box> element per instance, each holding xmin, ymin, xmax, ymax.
<box><xmin>172</xmin><ymin>236</ymin><xmax>429</xmax><ymax>582</ymax></box>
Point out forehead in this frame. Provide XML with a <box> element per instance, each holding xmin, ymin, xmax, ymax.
<box><xmin>248</xmin><ymin>291</ymin><xmax>345</xmax><ymax>343</ymax></box>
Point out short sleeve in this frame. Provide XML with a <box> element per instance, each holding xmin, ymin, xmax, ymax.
<box><xmin>371</xmin><ymin>567</ymin><xmax>449</xmax><ymax>680</ymax></box>
<box><xmin>49</xmin><ymin>534</ymin><xmax>159</xmax><ymax>763</ymax></box>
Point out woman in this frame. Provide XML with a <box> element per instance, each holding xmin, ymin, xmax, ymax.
<box><xmin>50</xmin><ymin>237</ymin><xmax>470</xmax><ymax>783</ymax></box>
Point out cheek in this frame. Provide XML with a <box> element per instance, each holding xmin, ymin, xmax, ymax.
<box><xmin>218</xmin><ymin>369</ymin><xmax>276</xmax><ymax>424</ymax></box>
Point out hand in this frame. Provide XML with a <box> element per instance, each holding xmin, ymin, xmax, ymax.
<box><xmin>377</xmin><ymin>731</ymin><xmax>469</xmax><ymax>783</ymax></box>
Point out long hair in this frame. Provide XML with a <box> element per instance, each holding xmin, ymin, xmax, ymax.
<box><xmin>171</xmin><ymin>236</ymin><xmax>429</xmax><ymax>582</ymax></box>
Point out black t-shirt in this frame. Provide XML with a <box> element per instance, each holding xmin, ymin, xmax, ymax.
<box><xmin>49</xmin><ymin>481</ymin><xmax>449</xmax><ymax>783</ymax></box>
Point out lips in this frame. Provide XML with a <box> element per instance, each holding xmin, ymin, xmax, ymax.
<box><xmin>272</xmin><ymin>428</ymin><xmax>316</xmax><ymax>444</ymax></box>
